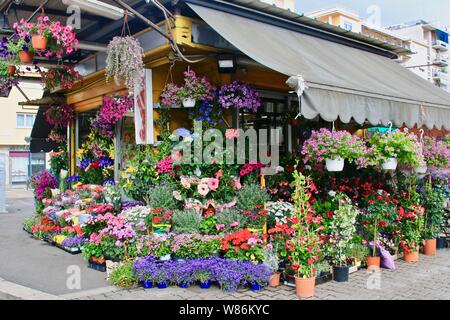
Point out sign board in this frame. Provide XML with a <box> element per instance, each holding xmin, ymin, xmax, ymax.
<box><xmin>134</xmin><ymin>69</ymin><xmax>154</xmax><ymax>145</ymax></box>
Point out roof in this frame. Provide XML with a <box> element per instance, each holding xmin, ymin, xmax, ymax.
<box><xmin>184</xmin><ymin>0</ymin><xmax>411</xmax><ymax>57</ymax></box>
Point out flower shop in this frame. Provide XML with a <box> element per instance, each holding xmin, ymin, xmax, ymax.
<box><xmin>11</xmin><ymin>0</ymin><xmax>450</xmax><ymax>298</ymax></box>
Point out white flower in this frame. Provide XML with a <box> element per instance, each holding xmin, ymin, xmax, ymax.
<box><xmin>328</xmin><ymin>191</ymin><xmax>336</xmax><ymax>197</ymax></box>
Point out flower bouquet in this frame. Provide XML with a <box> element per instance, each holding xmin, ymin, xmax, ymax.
<box><xmin>301</xmin><ymin>128</ymin><xmax>368</xmax><ymax>172</ymax></box>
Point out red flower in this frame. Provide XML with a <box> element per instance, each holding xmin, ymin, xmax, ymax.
<box><xmin>307</xmin><ymin>258</ymin><xmax>314</xmax><ymax>265</ymax></box>
<box><xmin>292</xmin><ymin>264</ymin><xmax>299</xmax><ymax>271</ymax></box>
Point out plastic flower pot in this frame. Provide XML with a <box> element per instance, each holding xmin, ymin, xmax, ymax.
<box><xmin>250</xmin><ymin>282</ymin><xmax>262</xmax><ymax>292</ymax></box>
<box><xmin>414</xmin><ymin>166</ymin><xmax>427</xmax><ymax>174</ymax></box>
<box><xmin>179</xmin><ymin>282</ymin><xmax>189</xmax><ymax>289</ymax></box>
<box><xmin>18</xmin><ymin>51</ymin><xmax>34</xmax><ymax>64</ymax></box>
<box><xmin>157</xmin><ymin>282</ymin><xmax>168</xmax><ymax>289</ymax></box>
<box><xmin>325</xmin><ymin>158</ymin><xmax>344</xmax><ymax>172</ymax></box>
<box><xmin>32</xmin><ymin>35</ymin><xmax>48</xmax><ymax>50</ymax></box>
<box><xmin>403</xmin><ymin>248</ymin><xmax>419</xmax><ymax>263</ymax></box>
<box><xmin>381</xmin><ymin>158</ymin><xmax>398</xmax><ymax>170</ymax></box>
<box><xmin>153</xmin><ymin>224</ymin><xmax>171</xmax><ymax>234</ymax></box>
<box><xmin>423</xmin><ymin>239</ymin><xmax>436</xmax><ymax>256</ymax></box>
<box><xmin>142</xmin><ymin>281</ymin><xmax>153</xmax><ymax>289</ymax></box>
<box><xmin>437</xmin><ymin>237</ymin><xmax>447</xmax><ymax>250</ymax></box>
<box><xmin>269</xmin><ymin>272</ymin><xmax>281</xmax><ymax>287</ymax></box>
<box><xmin>332</xmin><ymin>266</ymin><xmax>349</xmax><ymax>283</ymax></box>
<box><xmin>294</xmin><ymin>277</ymin><xmax>316</xmax><ymax>298</ymax></box>
<box><xmin>367</xmin><ymin>256</ymin><xmax>381</xmax><ymax>271</ymax></box>
<box><xmin>199</xmin><ymin>281</ymin><xmax>211</xmax><ymax>289</ymax></box>
<box><xmin>182</xmin><ymin>98</ymin><xmax>196</xmax><ymax>108</ymax></box>
<box><xmin>7</xmin><ymin>65</ymin><xmax>16</xmax><ymax>76</ymax></box>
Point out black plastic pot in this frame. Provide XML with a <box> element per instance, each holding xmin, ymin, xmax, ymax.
<box><xmin>333</xmin><ymin>266</ymin><xmax>349</xmax><ymax>283</ymax></box>
<box><xmin>437</xmin><ymin>237</ymin><xmax>447</xmax><ymax>250</ymax></box>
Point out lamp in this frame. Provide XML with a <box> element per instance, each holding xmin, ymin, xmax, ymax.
<box><xmin>217</xmin><ymin>53</ymin><xmax>237</xmax><ymax>73</ymax></box>
<box><xmin>62</xmin><ymin>0</ymin><xmax>125</xmax><ymax>20</ymax></box>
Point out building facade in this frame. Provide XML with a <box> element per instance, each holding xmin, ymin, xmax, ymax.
<box><xmin>0</xmin><ymin>81</ymin><xmax>44</xmax><ymax>185</ymax></box>
<box><xmin>387</xmin><ymin>21</ymin><xmax>449</xmax><ymax>93</ymax></box>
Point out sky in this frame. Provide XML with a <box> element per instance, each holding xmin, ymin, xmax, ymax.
<box><xmin>295</xmin><ymin>0</ymin><xmax>450</xmax><ymax>28</ymax></box>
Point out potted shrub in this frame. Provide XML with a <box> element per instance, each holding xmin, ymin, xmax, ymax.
<box><xmin>301</xmin><ymin>128</ymin><xmax>368</xmax><ymax>172</ymax></box>
<box><xmin>361</xmin><ymin>191</ymin><xmax>397</xmax><ymax>270</ymax></box>
<box><xmin>421</xmin><ymin>180</ymin><xmax>447</xmax><ymax>256</ymax></box>
<box><xmin>288</xmin><ymin>169</ymin><xmax>322</xmax><ymax>298</ymax></box>
<box><xmin>263</xmin><ymin>246</ymin><xmax>281</xmax><ymax>287</ymax></box>
<box><xmin>179</xmin><ymin>70</ymin><xmax>215</xmax><ymax>107</ymax></box>
<box><xmin>398</xmin><ymin>204</ymin><xmax>425</xmax><ymax>262</ymax></box>
<box><xmin>106</xmin><ymin>35</ymin><xmax>144</xmax><ymax>95</ymax></box>
<box><xmin>368</xmin><ymin>130</ymin><xmax>425</xmax><ymax>171</ymax></box>
<box><xmin>329</xmin><ymin>194</ymin><xmax>359</xmax><ymax>282</ymax></box>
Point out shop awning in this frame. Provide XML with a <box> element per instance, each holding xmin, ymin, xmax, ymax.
<box><xmin>188</xmin><ymin>3</ymin><xmax>450</xmax><ymax>130</ymax></box>
<box><xmin>30</xmin><ymin>107</ymin><xmax>60</xmax><ymax>153</ymax></box>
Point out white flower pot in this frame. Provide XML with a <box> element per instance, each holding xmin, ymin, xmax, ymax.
<box><xmin>182</xmin><ymin>98</ymin><xmax>196</xmax><ymax>108</ymax></box>
<box><xmin>414</xmin><ymin>166</ymin><xmax>427</xmax><ymax>174</ymax></box>
<box><xmin>325</xmin><ymin>158</ymin><xmax>345</xmax><ymax>172</ymax></box>
<box><xmin>382</xmin><ymin>158</ymin><xmax>398</xmax><ymax>171</ymax></box>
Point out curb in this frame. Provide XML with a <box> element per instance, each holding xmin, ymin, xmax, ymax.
<box><xmin>0</xmin><ymin>277</ymin><xmax>65</xmax><ymax>300</ymax></box>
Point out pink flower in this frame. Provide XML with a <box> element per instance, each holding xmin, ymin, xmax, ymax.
<box><xmin>198</xmin><ymin>183</ymin><xmax>209</xmax><ymax>197</ymax></box>
<box><xmin>230</xmin><ymin>221</ymin><xmax>239</xmax><ymax>228</ymax></box>
<box><xmin>180</xmin><ymin>177</ymin><xmax>191</xmax><ymax>189</ymax></box>
<box><xmin>247</xmin><ymin>237</ymin><xmax>258</xmax><ymax>245</ymax></box>
<box><xmin>225</xmin><ymin>129</ymin><xmax>239</xmax><ymax>139</ymax></box>
<box><xmin>215</xmin><ymin>169</ymin><xmax>223</xmax><ymax>179</ymax></box>
<box><xmin>233</xmin><ymin>177</ymin><xmax>242</xmax><ymax>190</ymax></box>
<box><xmin>215</xmin><ymin>224</ymin><xmax>225</xmax><ymax>231</ymax></box>
<box><xmin>208</xmin><ymin>178</ymin><xmax>219</xmax><ymax>191</ymax></box>
<box><xmin>173</xmin><ymin>191</ymin><xmax>182</xmax><ymax>201</ymax></box>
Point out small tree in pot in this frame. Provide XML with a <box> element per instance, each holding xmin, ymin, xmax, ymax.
<box><xmin>329</xmin><ymin>194</ymin><xmax>359</xmax><ymax>282</ymax></box>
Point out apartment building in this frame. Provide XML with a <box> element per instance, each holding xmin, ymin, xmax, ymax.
<box><xmin>0</xmin><ymin>81</ymin><xmax>45</xmax><ymax>184</ymax></box>
<box><xmin>387</xmin><ymin>21</ymin><xmax>449</xmax><ymax>93</ymax></box>
<box><xmin>260</xmin><ymin>0</ymin><xmax>296</xmax><ymax>12</ymax></box>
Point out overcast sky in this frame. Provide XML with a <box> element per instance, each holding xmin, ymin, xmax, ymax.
<box><xmin>296</xmin><ymin>0</ymin><xmax>450</xmax><ymax>28</ymax></box>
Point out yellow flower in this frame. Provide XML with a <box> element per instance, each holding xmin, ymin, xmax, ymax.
<box><xmin>125</xmin><ymin>166</ymin><xmax>137</xmax><ymax>174</ymax></box>
<box><xmin>250</xmin><ymin>254</ymin><xmax>256</xmax><ymax>261</ymax></box>
<box><xmin>76</xmin><ymin>149</ymin><xmax>86</xmax><ymax>158</ymax></box>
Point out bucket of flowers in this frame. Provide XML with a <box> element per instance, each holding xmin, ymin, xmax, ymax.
<box><xmin>301</xmin><ymin>128</ymin><xmax>368</xmax><ymax>172</ymax></box>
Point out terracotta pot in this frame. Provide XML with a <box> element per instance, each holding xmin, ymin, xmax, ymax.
<box><xmin>403</xmin><ymin>248</ymin><xmax>419</xmax><ymax>263</ymax></box>
<box><xmin>32</xmin><ymin>35</ymin><xmax>47</xmax><ymax>50</ymax></box>
<box><xmin>367</xmin><ymin>256</ymin><xmax>381</xmax><ymax>271</ymax></box>
<box><xmin>18</xmin><ymin>51</ymin><xmax>34</xmax><ymax>64</ymax></box>
<box><xmin>294</xmin><ymin>276</ymin><xmax>316</xmax><ymax>298</ymax></box>
<box><xmin>269</xmin><ymin>272</ymin><xmax>281</xmax><ymax>287</ymax></box>
<box><xmin>423</xmin><ymin>239</ymin><xmax>436</xmax><ymax>256</ymax></box>
<box><xmin>7</xmin><ymin>65</ymin><xmax>16</xmax><ymax>76</ymax></box>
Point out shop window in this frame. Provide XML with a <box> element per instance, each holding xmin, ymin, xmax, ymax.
<box><xmin>16</xmin><ymin>113</ymin><xmax>36</xmax><ymax>128</ymax></box>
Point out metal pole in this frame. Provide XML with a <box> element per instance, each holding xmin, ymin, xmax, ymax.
<box><xmin>112</xmin><ymin>0</ymin><xmax>172</xmax><ymax>42</ymax></box>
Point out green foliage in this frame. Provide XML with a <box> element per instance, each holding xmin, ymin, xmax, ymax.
<box><xmin>82</xmin><ymin>242</ymin><xmax>104</xmax><ymax>260</ymax></box>
<box><xmin>146</xmin><ymin>183</ymin><xmax>178</xmax><ymax>210</ymax></box>
<box><xmin>109</xmin><ymin>262</ymin><xmax>137</xmax><ymax>289</ymax></box>
<box><xmin>171</xmin><ymin>209</ymin><xmax>202</xmax><ymax>234</ymax></box>
<box><xmin>422</xmin><ymin>181</ymin><xmax>447</xmax><ymax>239</ymax></box>
<box><xmin>49</xmin><ymin>149</ymin><xmax>68</xmax><ymax>177</ymax></box>
<box><xmin>348</xmin><ymin>242</ymin><xmax>369</xmax><ymax>265</ymax></box>
<box><xmin>22</xmin><ymin>216</ymin><xmax>39</xmax><ymax>233</ymax></box>
<box><xmin>216</xmin><ymin>208</ymin><xmax>247</xmax><ymax>233</ymax></box>
<box><xmin>199</xmin><ymin>215</ymin><xmax>218</xmax><ymax>235</ymax></box>
<box><xmin>236</xmin><ymin>184</ymin><xmax>269</xmax><ymax>211</ymax></box>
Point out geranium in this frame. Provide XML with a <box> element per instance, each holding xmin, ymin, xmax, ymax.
<box><xmin>42</xmin><ymin>65</ymin><xmax>80</xmax><ymax>90</ymax></box>
<box><xmin>44</xmin><ymin>104</ymin><xmax>76</xmax><ymax>127</ymax></box>
<box><xmin>218</xmin><ymin>81</ymin><xmax>261</xmax><ymax>112</ymax></box>
<box><xmin>239</xmin><ymin>161</ymin><xmax>263</xmax><ymax>177</ymax></box>
<box><xmin>398</xmin><ymin>205</ymin><xmax>425</xmax><ymax>253</ymax></box>
<box><xmin>423</xmin><ymin>136</ymin><xmax>450</xmax><ymax>171</ymax></box>
<box><xmin>301</xmin><ymin>128</ymin><xmax>368</xmax><ymax>167</ymax></box>
<box><xmin>221</xmin><ymin>229</ymin><xmax>265</xmax><ymax>262</ymax></box>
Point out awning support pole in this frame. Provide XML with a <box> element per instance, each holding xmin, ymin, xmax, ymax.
<box><xmin>15</xmin><ymin>84</ymin><xmax>30</xmax><ymax>102</ymax></box>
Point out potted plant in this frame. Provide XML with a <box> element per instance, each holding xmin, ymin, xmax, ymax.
<box><xmin>422</xmin><ymin>136</ymin><xmax>450</xmax><ymax>172</ymax></box>
<box><xmin>179</xmin><ymin>69</ymin><xmax>215</xmax><ymax>107</ymax></box>
<box><xmin>0</xmin><ymin>38</ymin><xmax>19</xmax><ymax>76</ymax></box>
<box><xmin>0</xmin><ymin>75</ymin><xmax>17</xmax><ymax>97</ymax></box>
<box><xmin>421</xmin><ymin>180</ymin><xmax>447</xmax><ymax>256</ymax></box>
<box><xmin>160</xmin><ymin>82</ymin><xmax>182</xmax><ymax>108</ymax></box>
<box><xmin>218</xmin><ymin>80</ymin><xmax>262</xmax><ymax>113</ymax></box>
<box><xmin>44</xmin><ymin>104</ymin><xmax>76</xmax><ymax>128</ymax></box>
<box><xmin>243</xmin><ymin>263</ymin><xmax>272</xmax><ymax>292</ymax></box>
<box><xmin>288</xmin><ymin>169</ymin><xmax>322</xmax><ymax>298</ymax></box>
<box><xmin>192</xmin><ymin>260</ymin><xmax>212</xmax><ymax>289</ymax></box>
<box><xmin>31</xmin><ymin>16</ymin><xmax>53</xmax><ymax>50</ymax></box>
<box><xmin>368</xmin><ymin>130</ymin><xmax>425</xmax><ymax>171</ymax></box>
<box><xmin>42</xmin><ymin>65</ymin><xmax>81</xmax><ymax>91</ymax></box>
<box><xmin>301</xmin><ymin>128</ymin><xmax>368</xmax><ymax>172</ymax></box>
<box><xmin>263</xmin><ymin>246</ymin><xmax>281</xmax><ymax>287</ymax></box>
<box><xmin>133</xmin><ymin>256</ymin><xmax>157</xmax><ymax>289</ymax></box>
<box><xmin>7</xmin><ymin>37</ymin><xmax>35</xmax><ymax>64</ymax></box>
<box><xmin>329</xmin><ymin>194</ymin><xmax>359</xmax><ymax>282</ymax></box>
<box><xmin>106</xmin><ymin>35</ymin><xmax>144</xmax><ymax>95</ymax></box>
<box><xmin>398</xmin><ymin>204</ymin><xmax>425</xmax><ymax>262</ymax></box>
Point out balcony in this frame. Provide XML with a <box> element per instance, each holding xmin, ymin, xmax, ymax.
<box><xmin>434</xmin><ymin>56</ymin><xmax>449</xmax><ymax>67</ymax></box>
<box><xmin>433</xmin><ymin>40</ymin><xmax>449</xmax><ymax>51</ymax></box>
<box><xmin>433</xmin><ymin>70</ymin><xmax>449</xmax><ymax>83</ymax></box>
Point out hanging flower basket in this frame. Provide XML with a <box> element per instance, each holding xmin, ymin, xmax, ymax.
<box><xmin>182</xmin><ymin>98</ymin><xmax>196</xmax><ymax>108</ymax></box>
<box><xmin>19</xmin><ymin>50</ymin><xmax>34</xmax><ymax>63</ymax></box>
<box><xmin>381</xmin><ymin>158</ymin><xmax>398</xmax><ymax>171</ymax></box>
<box><xmin>32</xmin><ymin>35</ymin><xmax>47</xmax><ymax>50</ymax></box>
<box><xmin>44</xmin><ymin>104</ymin><xmax>76</xmax><ymax>127</ymax></box>
<box><xmin>325</xmin><ymin>158</ymin><xmax>345</xmax><ymax>172</ymax></box>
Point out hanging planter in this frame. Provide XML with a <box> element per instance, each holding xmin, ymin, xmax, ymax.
<box><xmin>325</xmin><ymin>158</ymin><xmax>345</xmax><ymax>172</ymax></box>
<box><xmin>182</xmin><ymin>98</ymin><xmax>196</xmax><ymax>108</ymax></box>
<box><xmin>31</xmin><ymin>35</ymin><xmax>47</xmax><ymax>50</ymax></box>
<box><xmin>106</xmin><ymin>14</ymin><xmax>144</xmax><ymax>95</ymax></box>
<box><xmin>381</xmin><ymin>158</ymin><xmax>398</xmax><ymax>171</ymax></box>
<box><xmin>18</xmin><ymin>50</ymin><xmax>34</xmax><ymax>64</ymax></box>
<box><xmin>7</xmin><ymin>65</ymin><xmax>16</xmax><ymax>76</ymax></box>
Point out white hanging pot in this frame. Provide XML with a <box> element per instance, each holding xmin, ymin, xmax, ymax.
<box><xmin>182</xmin><ymin>98</ymin><xmax>196</xmax><ymax>108</ymax></box>
<box><xmin>382</xmin><ymin>158</ymin><xmax>398</xmax><ymax>170</ymax></box>
<box><xmin>325</xmin><ymin>158</ymin><xmax>345</xmax><ymax>172</ymax></box>
<box><xmin>414</xmin><ymin>166</ymin><xmax>427</xmax><ymax>174</ymax></box>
